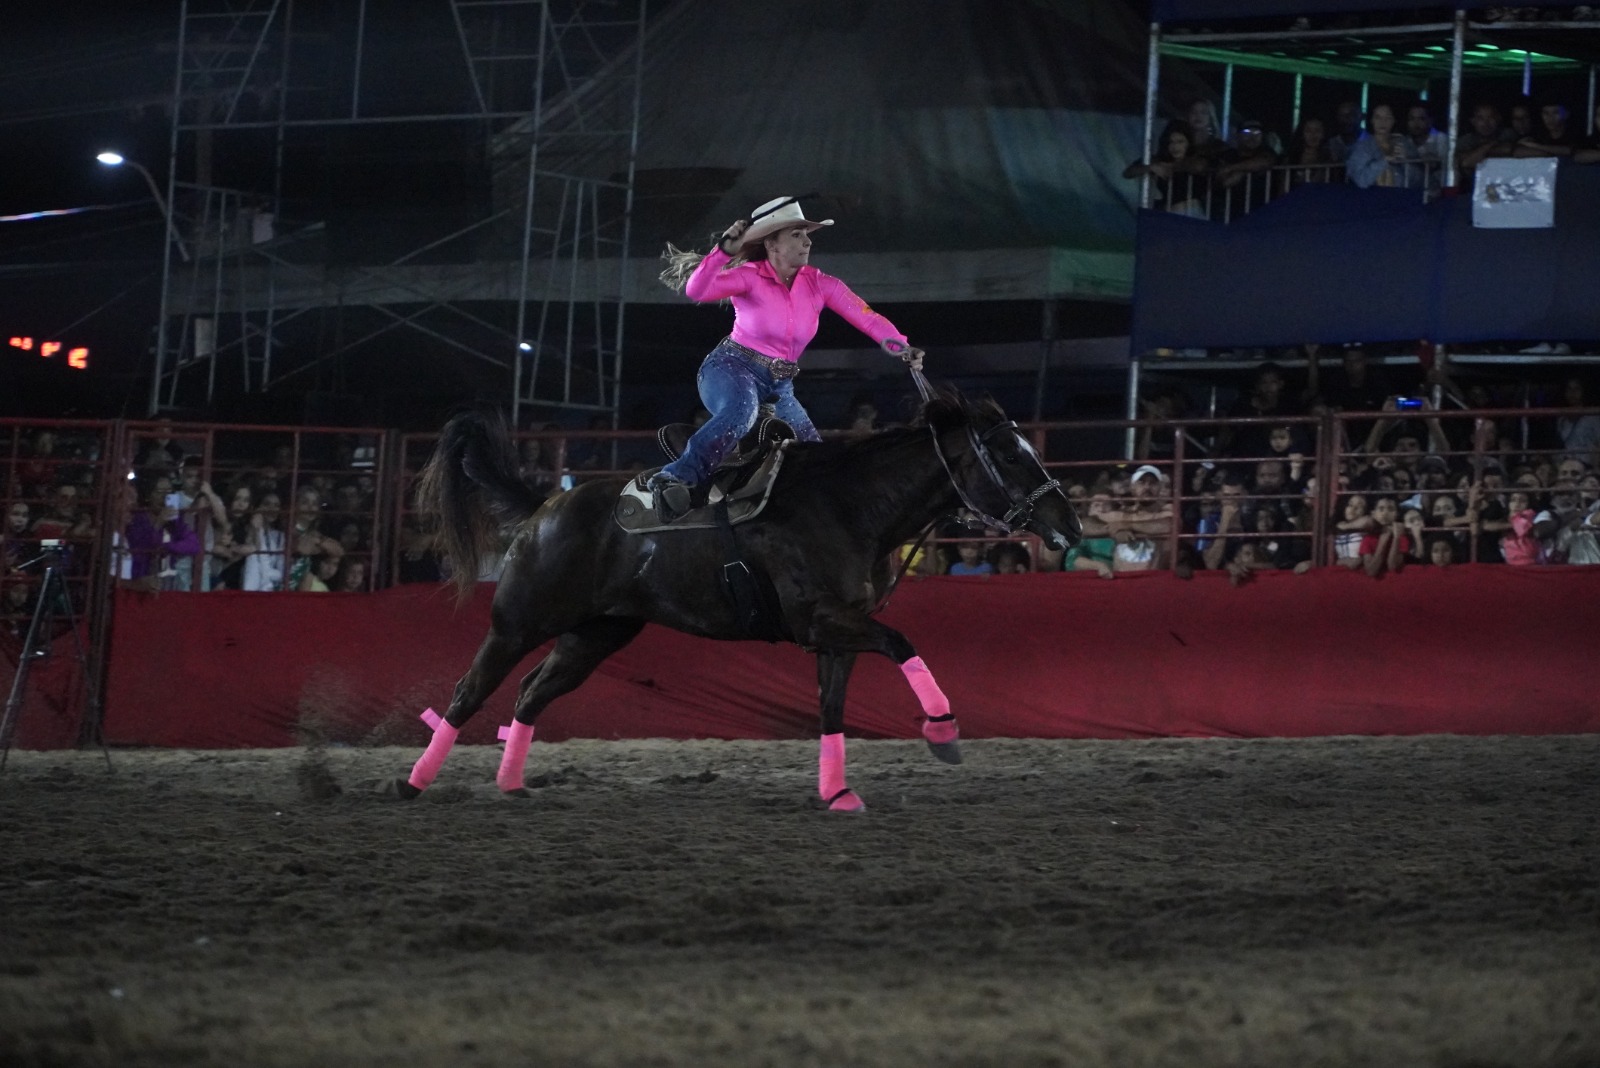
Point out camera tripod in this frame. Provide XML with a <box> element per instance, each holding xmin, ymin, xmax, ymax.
<box><xmin>0</xmin><ymin>551</ymin><xmax>110</xmax><ymax>776</ymax></box>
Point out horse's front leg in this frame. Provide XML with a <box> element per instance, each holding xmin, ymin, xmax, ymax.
<box><xmin>899</xmin><ymin>649</ymin><xmax>961</xmax><ymax>765</ymax></box>
<box><xmin>807</xmin><ymin>604</ymin><xmax>962</xmax><ymax>778</ymax></box>
<box><xmin>816</xmin><ymin>650</ymin><xmax>866</xmax><ymax>812</ymax></box>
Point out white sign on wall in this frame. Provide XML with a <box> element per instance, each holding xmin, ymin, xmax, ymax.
<box><xmin>1473</xmin><ymin>157</ymin><xmax>1558</xmax><ymax>229</ymax></box>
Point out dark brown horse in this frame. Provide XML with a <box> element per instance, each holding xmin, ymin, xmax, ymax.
<box><xmin>400</xmin><ymin>388</ymin><xmax>1080</xmax><ymax>810</ymax></box>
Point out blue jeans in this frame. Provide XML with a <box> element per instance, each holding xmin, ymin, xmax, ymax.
<box><xmin>659</xmin><ymin>339</ymin><xmax>821</xmax><ymax>487</ymax></box>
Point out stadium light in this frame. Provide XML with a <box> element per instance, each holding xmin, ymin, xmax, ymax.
<box><xmin>97</xmin><ymin>151</ymin><xmax>190</xmax><ymax>262</ymax></box>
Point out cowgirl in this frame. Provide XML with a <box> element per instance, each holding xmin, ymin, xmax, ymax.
<box><xmin>650</xmin><ymin>196</ymin><xmax>924</xmax><ymax>521</ymax></box>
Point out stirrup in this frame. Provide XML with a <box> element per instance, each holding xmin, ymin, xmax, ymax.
<box><xmin>650</xmin><ymin>476</ymin><xmax>692</xmax><ymax>522</ymax></box>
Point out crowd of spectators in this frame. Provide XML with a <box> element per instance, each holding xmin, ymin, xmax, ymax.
<box><xmin>868</xmin><ymin>357</ymin><xmax>1600</xmax><ymax>581</ymax></box>
<box><xmin>6</xmin><ymin>366</ymin><xmax>1600</xmax><ymax>630</ymax></box>
<box><xmin>1</xmin><ymin>427</ymin><xmax>109</xmax><ymax>638</ymax></box>
<box><xmin>1126</xmin><ymin>89</ymin><xmax>1600</xmax><ymax>218</ymax></box>
<box><xmin>1045</xmin><ymin>352</ymin><xmax>1600</xmax><ymax>584</ymax></box>
<box><xmin>111</xmin><ymin>435</ymin><xmax>387</xmax><ymax>596</ymax></box>
<box><xmin>1</xmin><ymin>427</ymin><xmax>391</xmax><ymax>637</ymax></box>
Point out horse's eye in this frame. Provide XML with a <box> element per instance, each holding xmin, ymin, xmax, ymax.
<box><xmin>1004</xmin><ymin>451</ymin><xmax>1019</xmax><ymax>464</ymax></box>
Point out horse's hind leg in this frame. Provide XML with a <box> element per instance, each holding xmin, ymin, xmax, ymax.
<box><xmin>496</xmin><ymin>617</ymin><xmax>645</xmax><ymax>793</ymax></box>
<box><xmin>816</xmin><ymin>651</ymin><xmax>866</xmax><ymax>812</ymax></box>
<box><xmin>401</xmin><ymin>628</ymin><xmax>534</xmax><ymax>797</ymax></box>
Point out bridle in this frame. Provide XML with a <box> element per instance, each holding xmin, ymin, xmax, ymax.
<box><xmin>868</xmin><ymin>365</ymin><xmax>1071</xmax><ymax>616</ymax></box>
<box><xmin>909</xmin><ymin>366</ymin><xmax>1066</xmax><ymax>536</ymax></box>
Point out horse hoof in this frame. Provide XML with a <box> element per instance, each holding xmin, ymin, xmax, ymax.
<box><xmin>498</xmin><ymin>786</ymin><xmax>531</xmax><ymax>799</ymax></box>
<box><xmin>393</xmin><ymin>779</ymin><xmax>422</xmax><ymax>800</ymax></box>
<box><xmin>826</xmin><ymin>788</ymin><xmax>866</xmax><ymax>813</ymax></box>
<box><xmin>926</xmin><ymin>739</ymin><xmax>963</xmax><ymax>765</ymax></box>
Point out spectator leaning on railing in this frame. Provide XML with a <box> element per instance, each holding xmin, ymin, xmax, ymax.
<box><xmin>1214</xmin><ymin>118</ymin><xmax>1280</xmax><ymax>213</ymax></box>
<box><xmin>124</xmin><ymin>475</ymin><xmax>200</xmax><ymax>589</ymax></box>
<box><xmin>4</xmin><ymin>500</ymin><xmax>34</xmax><ymax>573</ymax></box>
<box><xmin>1283</xmin><ymin>118</ymin><xmax>1340</xmax><ymax>188</ymax></box>
<box><xmin>1357</xmin><ymin>496</ymin><xmax>1410</xmax><ymax>578</ymax></box>
<box><xmin>1514</xmin><ymin>101</ymin><xmax>1578</xmax><ymax>159</ymax></box>
<box><xmin>1346</xmin><ymin>104</ymin><xmax>1420</xmax><ymax>189</ymax></box>
<box><xmin>1455</xmin><ymin>102</ymin><xmax>1515</xmax><ymax>185</ymax></box>
<box><xmin>1326</xmin><ymin>99</ymin><xmax>1364</xmax><ymax>164</ymax></box>
<box><xmin>243</xmin><ymin>491</ymin><xmax>287</xmax><ymax>592</ymax></box>
<box><xmin>1123</xmin><ymin>120</ymin><xmax>1208</xmax><ymax>216</ymax></box>
<box><xmin>1403</xmin><ymin>102</ymin><xmax>1448</xmax><ymax>192</ymax></box>
<box><xmin>1106</xmin><ymin>465</ymin><xmax>1172</xmax><ymax>573</ymax></box>
<box><xmin>1501</xmin><ymin>492</ymin><xmax>1544</xmax><ymax>565</ymax></box>
<box><xmin>1065</xmin><ymin>490</ymin><xmax>1118</xmax><ymax>579</ymax></box>
<box><xmin>1332</xmin><ymin>491</ymin><xmax>1374</xmax><ymax>566</ymax></box>
<box><xmin>286</xmin><ymin>484</ymin><xmax>342</xmax><ymax>592</ymax></box>
<box><xmin>1182</xmin><ymin>99</ymin><xmax>1229</xmax><ymax>171</ymax></box>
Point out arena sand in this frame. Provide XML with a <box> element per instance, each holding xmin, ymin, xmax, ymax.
<box><xmin>1</xmin><ymin>733</ymin><xmax>1597</xmax><ymax>1067</ymax></box>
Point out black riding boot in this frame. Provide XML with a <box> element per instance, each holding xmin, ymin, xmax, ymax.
<box><xmin>648</xmin><ymin>473</ymin><xmax>692</xmax><ymax>522</ymax></box>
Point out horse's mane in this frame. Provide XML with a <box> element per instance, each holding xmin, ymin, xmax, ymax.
<box><xmin>787</xmin><ymin>386</ymin><xmax>1002</xmax><ymax>470</ymax></box>
<box><xmin>910</xmin><ymin>386</ymin><xmax>1005</xmax><ymax>431</ymax></box>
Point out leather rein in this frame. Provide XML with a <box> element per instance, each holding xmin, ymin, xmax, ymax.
<box><xmin>872</xmin><ymin>365</ymin><xmax>1065</xmax><ymax>613</ymax></box>
<box><xmin>908</xmin><ymin>366</ymin><xmax>1064</xmax><ymax>535</ymax></box>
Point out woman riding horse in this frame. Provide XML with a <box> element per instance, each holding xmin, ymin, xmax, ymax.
<box><xmin>649</xmin><ymin>196</ymin><xmax>926</xmax><ymax>522</ymax></box>
<box><xmin>401</xmin><ymin>390</ymin><xmax>1080</xmax><ymax>812</ymax></box>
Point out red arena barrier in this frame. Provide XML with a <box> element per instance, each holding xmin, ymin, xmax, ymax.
<box><xmin>102</xmin><ymin>566</ymin><xmax>1600</xmax><ymax>749</ymax></box>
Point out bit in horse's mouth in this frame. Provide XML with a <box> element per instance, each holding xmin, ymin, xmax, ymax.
<box><xmin>1033</xmin><ymin>527</ymin><xmax>1070</xmax><ymax>552</ymax></box>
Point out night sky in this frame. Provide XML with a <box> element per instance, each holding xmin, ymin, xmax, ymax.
<box><xmin>0</xmin><ymin>3</ymin><xmax>1147</xmax><ymax>426</ymax></box>
<box><xmin>1</xmin><ymin>6</ymin><xmax>176</xmax><ymax>416</ymax></box>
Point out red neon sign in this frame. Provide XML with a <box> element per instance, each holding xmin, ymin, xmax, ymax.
<box><xmin>8</xmin><ymin>335</ymin><xmax>89</xmax><ymax>369</ymax></box>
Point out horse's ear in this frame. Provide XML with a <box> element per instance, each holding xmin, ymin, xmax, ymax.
<box><xmin>920</xmin><ymin>386</ymin><xmax>968</xmax><ymax>433</ymax></box>
<box><xmin>975</xmin><ymin>395</ymin><xmax>1008</xmax><ymax>424</ymax></box>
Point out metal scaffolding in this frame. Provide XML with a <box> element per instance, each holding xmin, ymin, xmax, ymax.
<box><xmin>151</xmin><ymin>0</ymin><xmax>648</xmax><ymax>424</ymax></box>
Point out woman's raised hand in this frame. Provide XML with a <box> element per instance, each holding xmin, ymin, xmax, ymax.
<box><xmin>718</xmin><ymin>219</ymin><xmax>750</xmax><ymax>254</ymax></box>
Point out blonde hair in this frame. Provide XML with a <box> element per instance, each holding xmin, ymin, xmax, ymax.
<box><xmin>658</xmin><ymin>234</ymin><xmax>769</xmax><ymax>293</ymax></box>
<box><xmin>659</xmin><ymin>243</ymin><xmax>709</xmax><ymax>293</ymax></box>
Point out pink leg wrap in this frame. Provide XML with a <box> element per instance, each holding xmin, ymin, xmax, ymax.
<box><xmin>818</xmin><ymin>733</ymin><xmax>864</xmax><ymax>811</ymax></box>
<box><xmin>902</xmin><ymin>656</ymin><xmax>958</xmax><ymax>744</ymax></box>
<box><xmin>407</xmin><ymin>712</ymin><xmax>459</xmax><ymax>791</ymax></box>
<box><xmin>496</xmin><ymin>719</ymin><xmax>536</xmax><ymax>792</ymax></box>
<box><xmin>819</xmin><ymin>732</ymin><xmax>847</xmax><ymax>799</ymax></box>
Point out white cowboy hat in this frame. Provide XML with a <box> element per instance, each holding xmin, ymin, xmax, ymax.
<box><xmin>739</xmin><ymin>196</ymin><xmax>834</xmax><ymax>248</ymax></box>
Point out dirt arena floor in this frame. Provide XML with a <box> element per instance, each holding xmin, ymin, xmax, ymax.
<box><xmin>1</xmin><ymin>732</ymin><xmax>1597</xmax><ymax>1067</ymax></box>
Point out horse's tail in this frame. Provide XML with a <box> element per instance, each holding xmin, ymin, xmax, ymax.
<box><xmin>415</xmin><ymin>406</ymin><xmax>542</xmax><ymax>597</ymax></box>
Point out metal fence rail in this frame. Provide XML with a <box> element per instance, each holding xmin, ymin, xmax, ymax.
<box><xmin>5</xmin><ymin>405</ymin><xmax>1598</xmax><ymax>742</ymax></box>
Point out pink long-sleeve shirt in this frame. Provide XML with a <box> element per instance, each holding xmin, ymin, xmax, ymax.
<box><xmin>684</xmin><ymin>247</ymin><xmax>907</xmax><ymax>364</ymax></box>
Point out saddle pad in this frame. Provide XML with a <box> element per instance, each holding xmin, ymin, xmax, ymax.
<box><xmin>614</xmin><ymin>443</ymin><xmax>788</xmax><ymax>535</ymax></box>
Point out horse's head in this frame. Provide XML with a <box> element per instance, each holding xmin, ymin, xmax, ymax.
<box><xmin>923</xmin><ymin>393</ymin><xmax>1082</xmax><ymax>552</ymax></box>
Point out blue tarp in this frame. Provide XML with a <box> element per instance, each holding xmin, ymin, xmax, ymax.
<box><xmin>1131</xmin><ymin>164</ymin><xmax>1600</xmax><ymax>352</ymax></box>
